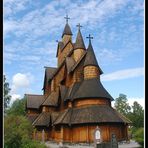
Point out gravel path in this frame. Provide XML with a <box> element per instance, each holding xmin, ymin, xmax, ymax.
<box><xmin>45</xmin><ymin>140</ymin><xmax>141</xmax><ymax>148</ymax></box>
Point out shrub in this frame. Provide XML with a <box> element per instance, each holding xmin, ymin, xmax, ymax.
<box><xmin>4</xmin><ymin>115</ymin><xmax>47</xmax><ymax>148</ymax></box>
<box><xmin>133</xmin><ymin>128</ymin><xmax>144</xmax><ymax>147</ymax></box>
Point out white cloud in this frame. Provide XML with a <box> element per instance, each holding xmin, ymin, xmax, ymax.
<box><xmin>11</xmin><ymin>73</ymin><xmax>34</xmax><ymax>93</ymax></box>
<box><xmin>4</xmin><ymin>0</ymin><xmax>31</xmax><ymax>16</ymax></box>
<box><xmin>101</xmin><ymin>67</ymin><xmax>144</xmax><ymax>81</ymax></box>
<box><xmin>9</xmin><ymin>73</ymin><xmax>34</xmax><ymax>104</ymax></box>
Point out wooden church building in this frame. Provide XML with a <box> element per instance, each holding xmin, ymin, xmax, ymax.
<box><xmin>25</xmin><ymin>15</ymin><xmax>131</xmax><ymax>143</ymax></box>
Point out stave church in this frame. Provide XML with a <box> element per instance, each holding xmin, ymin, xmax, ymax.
<box><xmin>25</xmin><ymin>15</ymin><xmax>131</xmax><ymax>143</ymax></box>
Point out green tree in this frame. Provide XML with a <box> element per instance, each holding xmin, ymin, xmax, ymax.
<box><xmin>130</xmin><ymin>101</ymin><xmax>144</xmax><ymax>128</ymax></box>
<box><xmin>4</xmin><ymin>115</ymin><xmax>46</xmax><ymax>148</ymax></box>
<box><xmin>134</xmin><ymin>128</ymin><xmax>144</xmax><ymax>147</ymax></box>
<box><xmin>114</xmin><ymin>94</ymin><xmax>131</xmax><ymax>116</ymax></box>
<box><xmin>4</xmin><ymin>75</ymin><xmax>11</xmax><ymax>113</ymax></box>
<box><xmin>6</xmin><ymin>97</ymin><xmax>26</xmax><ymax>116</ymax></box>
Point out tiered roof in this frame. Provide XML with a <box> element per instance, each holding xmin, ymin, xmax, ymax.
<box><xmin>26</xmin><ymin>17</ymin><xmax>131</xmax><ymax>127</ymax></box>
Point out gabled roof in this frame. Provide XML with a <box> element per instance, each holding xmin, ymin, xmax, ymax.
<box><xmin>59</xmin><ymin>85</ymin><xmax>68</xmax><ymax>101</ymax></box>
<box><xmin>32</xmin><ymin>112</ymin><xmax>59</xmax><ymax>126</ymax></box>
<box><xmin>56</xmin><ymin>41</ymin><xmax>64</xmax><ymax>57</ymax></box>
<box><xmin>42</xmin><ymin>91</ymin><xmax>59</xmax><ymax>107</ymax></box>
<box><xmin>62</xmin><ymin>23</ymin><xmax>72</xmax><ymax>37</ymax></box>
<box><xmin>64</xmin><ymin>82</ymin><xmax>81</xmax><ymax>101</ymax></box>
<box><xmin>54</xmin><ymin>105</ymin><xmax>131</xmax><ymax>125</ymax></box>
<box><xmin>32</xmin><ymin>112</ymin><xmax>51</xmax><ymax>126</ymax></box>
<box><xmin>56</xmin><ymin>40</ymin><xmax>74</xmax><ymax>57</ymax></box>
<box><xmin>73</xmin><ymin>78</ymin><xmax>114</xmax><ymax>101</ymax></box>
<box><xmin>65</xmin><ymin>57</ymin><xmax>75</xmax><ymax>74</ymax></box>
<box><xmin>43</xmin><ymin>67</ymin><xmax>57</xmax><ymax>89</ymax></box>
<box><xmin>26</xmin><ymin>94</ymin><xmax>45</xmax><ymax>109</ymax></box>
<box><xmin>74</xmin><ymin>28</ymin><xmax>86</xmax><ymax>50</ymax></box>
<box><xmin>26</xmin><ymin>114</ymin><xmax>39</xmax><ymax>123</ymax></box>
<box><xmin>84</xmin><ymin>41</ymin><xmax>103</xmax><ymax>74</ymax></box>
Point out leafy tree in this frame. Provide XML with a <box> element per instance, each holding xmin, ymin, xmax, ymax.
<box><xmin>129</xmin><ymin>101</ymin><xmax>144</xmax><ymax>128</ymax></box>
<box><xmin>4</xmin><ymin>75</ymin><xmax>11</xmax><ymax>113</ymax></box>
<box><xmin>133</xmin><ymin>128</ymin><xmax>144</xmax><ymax>147</ymax></box>
<box><xmin>114</xmin><ymin>94</ymin><xmax>131</xmax><ymax>116</ymax></box>
<box><xmin>6</xmin><ymin>97</ymin><xmax>26</xmax><ymax>116</ymax></box>
<box><xmin>4</xmin><ymin>115</ymin><xmax>46</xmax><ymax>148</ymax></box>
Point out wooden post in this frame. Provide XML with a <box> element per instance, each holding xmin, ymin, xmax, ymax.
<box><xmin>42</xmin><ymin>129</ymin><xmax>45</xmax><ymax>142</ymax></box>
<box><xmin>87</xmin><ymin>125</ymin><xmax>89</xmax><ymax>143</ymax></box>
<box><xmin>61</xmin><ymin>126</ymin><xmax>64</xmax><ymax>143</ymax></box>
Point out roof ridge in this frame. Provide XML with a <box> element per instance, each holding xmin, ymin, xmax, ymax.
<box><xmin>32</xmin><ymin>113</ymin><xmax>43</xmax><ymax>125</ymax></box>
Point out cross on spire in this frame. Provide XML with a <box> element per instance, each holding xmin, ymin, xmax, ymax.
<box><xmin>86</xmin><ymin>34</ymin><xmax>93</xmax><ymax>43</ymax></box>
<box><xmin>76</xmin><ymin>23</ymin><xmax>82</xmax><ymax>30</ymax></box>
<box><xmin>64</xmin><ymin>14</ymin><xmax>70</xmax><ymax>23</ymax></box>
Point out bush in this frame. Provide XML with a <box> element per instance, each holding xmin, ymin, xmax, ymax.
<box><xmin>22</xmin><ymin>140</ymin><xmax>47</xmax><ymax>148</ymax></box>
<box><xmin>4</xmin><ymin>115</ymin><xmax>47</xmax><ymax>148</ymax></box>
<box><xmin>133</xmin><ymin>128</ymin><xmax>144</xmax><ymax>147</ymax></box>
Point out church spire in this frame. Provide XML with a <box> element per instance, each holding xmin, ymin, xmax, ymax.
<box><xmin>62</xmin><ymin>15</ymin><xmax>72</xmax><ymax>38</ymax></box>
<box><xmin>84</xmin><ymin>34</ymin><xmax>103</xmax><ymax>74</ymax></box>
<box><xmin>74</xmin><ymin>23</ymin><xmax>86</xmax><ymax>50</ymax></box>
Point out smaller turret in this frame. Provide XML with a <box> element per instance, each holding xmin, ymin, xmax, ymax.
<box><xmin>84</xmin><ymin>34</ymin><xmax>103</xmax><ymax>79</ymax></box>
<box><xmin>62</xmin><ymin>15</ymin><xmax>72</xmax><ymax>44</ymax></box>
<box><xmin>73</xmin><ymin>23</ymin><xmax>86</xmax><ymax>62</ymax></box>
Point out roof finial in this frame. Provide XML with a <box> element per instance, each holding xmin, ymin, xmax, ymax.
<box><xmin>86</xmin><ymin>34</ymin><xmax>93</xmax><ymax>43</ymax></box>
<box><xmin>76</xmin><ymin>23</ymin><xmax>82</xmax><ymax>30</ymax></box>
<box><xmin>64</xmin><ymin>14</ymin><xmax>70</xmax><ymax>23</ymax></box>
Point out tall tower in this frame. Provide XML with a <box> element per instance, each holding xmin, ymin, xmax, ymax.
<box><xmin>62</xmin><ymin>15</ymin><xmax>72</xmax><ymax>44</ymax></box>
<box><xmin>84</xmin><ymin>34</ymin><xmax>103</xmax><ymax>79</ymax></box>
<box><xmin>73</xmin><ymin>23</ymin><xmax>86</xmax><ymax>62</ymax></box>
<box><xmin>57</xmin><ymin>15</ymin><xmax>73</xmax><ymax>66</ymax></box>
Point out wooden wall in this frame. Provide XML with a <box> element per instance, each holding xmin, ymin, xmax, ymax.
<box><xmin>62</xmin><ymin>35</ymin><xmax>72</xmax><ymax>44</ymax></box>
<box><xmin>58</xmin><ymin>42</ymin><xmax>73</xmax><ymax>66</ymax></box>
<box><xmin>44</xmin><ymin>83</ymin><xmax>51</xmax><ymax>97</ymax></box>
<box><xmin>33</xmin><ymin>124</ymin><xmax>128</xmax><ymax>143</ymax></box>
<box><xmin>84</xmin><ymin>66</ymin><xmax>100</xmax><ymax>79</ymax></box>
<box><xmin>73</xmin><ymin>49</ymin><xmax>85</xmax><ymax>62</ymax></box>
<box><xmin>53</xmin><ymin>124</ymin><xmax>128</xmax><ymax>143</ymax></box>
<box><xmin>74</xmin><ymin>98</ymin><xmax>110</xmax><ymax>107</ymax></box>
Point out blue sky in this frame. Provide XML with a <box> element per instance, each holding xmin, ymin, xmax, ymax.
<box><xmin>4</xmin><ymin>0</ymin><xmax>144</xmax><ymax>107</ymax></box>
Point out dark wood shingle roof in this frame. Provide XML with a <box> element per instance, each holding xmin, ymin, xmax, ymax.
<box><xmin>43</xmin><ymin>67</ymin><xmax>57</xmax><ymax>89</ymax></box>
<box><xmin>54</xmin><ymin>105</ymin><xmax>131</xmax><ymax>125</ymax></box>
<box><xmin>42</xmin><ymin>91</ymin><xmax>59</xmax><ymax>107</ymax></box>
<box><xmin>63</xmin><ymin>78</ymin><xmax>113</xmax><ymax>101</ymax></box>
<box><xmin>73</xmin><ymin>78</ymin><xmax>114</xmax><ymax>101</ymax></box>
<box><xmin>65</xmin><ymin>57</ymin><xmax>75</xmax><ymax>74</ymax></box>
<box><xmin>62</xmin><ymin>23</ymin><xmax>72</xmax><ymax>37</ymax></box>
<box><xmin>32</xmin><ymin>112</ymin><xmax>51</xmax><ymax>126</ymax></box>
<box><xmin>26</xmin><ymin>94</ymin><xmax>45</xmax><ymax>109</ymax></box>
<box><xmin>32</xmin><ymin>112</ymin><xmax>59</xmax><ymax>126</ymax></box>
<box><xmin>74</xmin><ymin>29</ymin><xmax>86</xmax><ymax>50</ymax></box>
<box><xmin>84</xmin><ymin>41</ymin><xmax>103</xmax><ymax>74</ymax></box>
<box><xmin>26</xmin><ymin>114</ymin><xmax>39</xmax><ymax>123</ymax></box>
